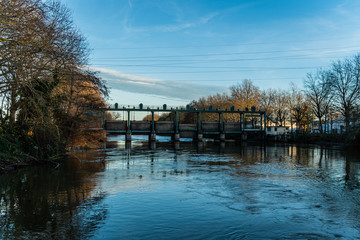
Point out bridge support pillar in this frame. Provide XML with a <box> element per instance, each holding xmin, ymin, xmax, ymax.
<box><xmin>150</xmin><ymin>141</ymin><xmax>156</xmax><ymax>149</ymax></box>
<box><xmin>173</xmin><ymin>132</ymin><xmax>180</xmax><ymax>142</ymax></box>
<box><xmin>220</xmin><ymin>142</ymin><xmax>226</xmax><ymax>151</ymax></box>
<box><xmin>197</xmin><ymin>141</ymin><xmax>204</xmax><ymax>151</ymax></box>
<box><xmin>220</xmin><ymin>133</ymin><xmax>226</xmax><ymax>141</ymax></box>
<box><xmin>149</xmin><ymin>131</ymin><xmax>156</xmax><ymax>142</ymax></box>
<box><xmin>241</xmin><ymin>133</ymin><xmax>248</xmax><ymax>141</ymax></box>
<box><xmin>126</xmin><ymin>131</ymin><xmax>132</xmax><ymax>142</ymax></box>
<box><xmin>197</xmin><ymin>133</ymin><xmax>203</xmax><ymax>142</ymax></box>
<box><xmin>174</xmin><ymin>141</ymin><xmax>180</xmax><ymax>150</ymax></box>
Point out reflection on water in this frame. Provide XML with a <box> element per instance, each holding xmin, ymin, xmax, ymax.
<box><xmin>0</xmin><ymin>151</ymin><xmax>108</xmax><ymax>239</ymax></box>
<box><xmin>1</xmin><ymin>139</ymin><xmax>360</xmax><ymax>239</ymax></box>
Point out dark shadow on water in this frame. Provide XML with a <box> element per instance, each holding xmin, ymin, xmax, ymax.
<box><xmin>0</xmin><ymin>151</ymin><xmax>108</xmax><ymax>239</ymax></box>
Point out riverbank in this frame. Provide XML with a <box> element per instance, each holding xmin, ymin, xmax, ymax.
<box><xmin>0</xmin><ymin>129</ymin><xmax>107</xmax><ymax>175</ymax></box>
<box><xmin>286</xmin><ymin>131</ymin><xmax>360</xmax><ymax>147</ymax></box>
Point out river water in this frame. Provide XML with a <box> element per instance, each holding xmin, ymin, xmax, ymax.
<box><xmin>1</xmin><ymin>136</ymin><xmax>360</xmax><ymax>239</ymax></box>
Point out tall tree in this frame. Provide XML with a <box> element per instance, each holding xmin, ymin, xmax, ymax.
<box><xmin>230</xmin><ymin>79</ymin><xmax>260</xmax><ymax>111</ymax></box>
<box><xmin>188</xmin><ymin>93</ymin><xmax>233</xmax><ymax>122</ymax></box>
<box><xmin>273</xmin><ymin>89</ymin><xmax>289</xmax><ymax>126</ymax></box>
<box><xmin>259</xmin><ymin>88</ymin><xmax>276</xmax><ymax>119</ymax></box>
<box><xmin>0</xmin><ymin>0</ymin><xmax>107</xmax><ymax>124</ymax></box>
<box><xmin>291</xmin><ymin>91</ymin><xmax>310</xmax><ymax>131</ymax></box>
<box><xmin>304</xmin><ymin>69</ymin><xmax>332</xmax><ymax>133</ymax></box>
<box><xmin>0</xmin><ymin>0</ymin><xmax>108</xmax><ymax>160</ymax></box>
<box><xmin>329</xmin><ymin>55</ymin><xmax>360</xmax><ymax>132</ymax></box>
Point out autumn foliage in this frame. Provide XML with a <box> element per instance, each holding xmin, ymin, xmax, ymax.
<box><xmin>0</xmin><ymin>0</ymin><xmax>108</xmax><ymax>168</ymax></box>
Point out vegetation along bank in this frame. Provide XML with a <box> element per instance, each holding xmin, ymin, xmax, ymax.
<box><xmin>0</xmin><ymin>0</ymin><xmax>108</xmax><ymax>172</ymax></box>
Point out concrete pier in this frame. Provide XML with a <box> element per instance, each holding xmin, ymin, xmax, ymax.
<box><xmin>220</xmin><ymin>133</ymin><xmax>226</xmax><ymax>141</ymax></box>
<box><xmin>197</xmin><ymin>133</ymin><xmax>203</xmax><ymax>142</ymax></box>
<box><xmin>126</xmin><ymin>131</ymin><xmax>132</xmax><ymax>142</ymax></box>
<box><xmin>173</xmin><ymin>133</ymin><xmax>180</xmax><ymax>142</ymax></box>
<box><xmin>149</xmin><ymin>131</ymin><xmax>156</xmax><ymax>142</ymax></box>
<box><xmin>241</xmin><ymin>133</ymin><xmax>248</xmax><ymax>141</ymax></box>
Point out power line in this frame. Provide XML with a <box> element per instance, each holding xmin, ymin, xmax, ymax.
<box><xmin>91</xmin><ymin>64</ymin><xmax>318</xmax><ymax>70</ymax></box>
<box><xmin>92</xmin><ymin>45</ymin><xmax>360</xmax><ymax>60</ymax></box>
<box><xmin>88</xmin><ymin>52</ymin><xmax>356</xmax><ymax>67</ymax></box>
<box><xmin>104</xmin><ymin>77</ymin><xmax>301</xmax><ymax>82</ymax></box>
<box><xmin>91</xmin><ymin>66</ymin><xmax>318</xmax><ymax>74</ymax></box>
<box><xmin>94</xmin><ymin>35</ymin><xmax>360</xmax><ymax>50</ymax></box>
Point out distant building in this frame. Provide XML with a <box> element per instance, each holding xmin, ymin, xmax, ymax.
<box><xmin>266</xmin><ymin>126</ymin><xmax>289</xmax><ymax>136</ymax></box>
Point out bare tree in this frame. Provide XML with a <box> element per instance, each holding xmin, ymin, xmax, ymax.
<box><xmin>329</xmin><ymin>55</ymin><xmax>360</xmax><ymax>132</ymax></box>
<box><xmin>0</xmin><ymin>0</ymin><xmax>107</xmax><ymax>124</ymax></box>
<box><xmin>291</xmin><ymin>90</ymin><xmax>310</xmax><ymax>132</ymax></box>
<box><xmin>304</xmin><ymin>69</ymin><xmax>332</xmax><ymax>133</ymax></box>
<box><xmin>189</xmin><ymin>93</ymin><xmax>233</xmax><ymax>122</ymax></box>
<box><xmin>0</xmin><ymin>0</ymin><xmax>108</xmax><ymax>159</ymax></box>
<box><xmin>273</xmin><ymin>89</ymin><xmax>289</xmax><ymax>126</ymax></box>
<box><xmin>230</xmin><ymin>79</ymin><xmax>261</xmax><ymax>127</ymax></box>
<box><xmin>230</xmin><ymin>79</ymin><xmax>260</xmax><ymax>111</ymax></box>
<box><xmin>259</xmin><ymin>88</ymin><xmax>276</xmax><ymax>125</ymax></box>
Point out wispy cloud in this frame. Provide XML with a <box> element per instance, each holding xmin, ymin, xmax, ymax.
<box><xmin>121</xmin><ymin>3</ymin><xmax>252</xmax><ymax>34</ymax></box>
<box><xmin>159</xmin><ymin>12</ymin><xmax>219</xmax><ymax>32</ymax></box>
<box><xmin>89</xmin><ymin>67</ymin><xmax>227</xmax><ymax>101</ymax></box>
<box><xmin>298</xmin><ymin>1</ymin><xmax>360</xmax><ymax>34</ymax></box>
<box><xmin>123</xmin><ymin>10</ymin><xmax>220</xmax><ymax>33</ymax></box>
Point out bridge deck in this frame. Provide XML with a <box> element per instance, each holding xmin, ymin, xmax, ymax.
<box><xmin>85</xmin><ymin>105</ymin><xmax>271</xmax><ymax>141</ymax></box>
<box><xmin>105</xmin><ymin>120</ymin><xmax>264</xmax><ymax>139</ymax></box>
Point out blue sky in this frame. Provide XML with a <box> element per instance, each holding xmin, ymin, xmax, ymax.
<box><xmin>61</xmin><ymin>0</ymin><xmax>360</xmax><ymax>107</ymax></box>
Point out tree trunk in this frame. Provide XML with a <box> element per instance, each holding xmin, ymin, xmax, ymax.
<box><xmin>344</xmin><ymin>107</ymin><xmax>351</xmax><ymax>132</ymax></box>
<box><xmin>319</xmin><ymin>118</ymin><xmax>323</xmax><ymax>133</ymax></box>
<box><xmin>9</xmin><ymin>88</ymin><xmax>17</xmax><ymax>124</ymax></box>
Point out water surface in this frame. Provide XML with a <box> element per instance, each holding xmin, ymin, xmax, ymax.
<box><xmin>1</xmin><ymin>137</ymin><xmax>360</xmax><ymax>239</ymax></box>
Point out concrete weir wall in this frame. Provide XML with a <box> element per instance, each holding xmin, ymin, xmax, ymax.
<box><xmin>224</xmin><ymin>123</ymin><xmax>241</xmax><ymax>132</ymax></box>
<box><xmin>179</xmin><ymin>124</ymin><xmax>197</xmax><ymax>138</ymax></box>
<box><xmin>131</xmin><ymin>121</ymin><xmax>151</xmax><ymax>132</ymax></box>
<box><xmin>202</xmin><ymin>121</ymin><xmax>220</xmax><ymax>132</ymax></box>
<box><xmin>105</xmin><ymin>120</ymin><xmax>175</xmax><ymax>134</ymax></box>
<box><xmin>105</xmin><ymin>121</ymin><xmax>242</xmax><ymax>132</ymax></box>
<box><xmin>105</xmin><ymin>120</ymin><xmax>127</xmax><ymax>131</ymax></box>
<box><xmin>156</xmin><ymin>121</ymin><xmax>174</xmax><ymax>132</ymax></box>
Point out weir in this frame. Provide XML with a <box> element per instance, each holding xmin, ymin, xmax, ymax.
<box><xmin>86</xmin><ymin>104</ymin><xmax>272</xmax><ymax>142</ymax></box>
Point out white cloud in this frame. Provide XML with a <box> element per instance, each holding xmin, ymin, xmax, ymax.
<box><xmin>89</xmin><ymin>66</ymin><xmax>227</xmax><ymax>102</ymax></box>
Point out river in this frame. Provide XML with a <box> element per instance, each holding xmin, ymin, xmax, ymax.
<box><xmin>1</xmin><ymin>136</ymin><xmax>360</xmax><ymax>239</ymax></box>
